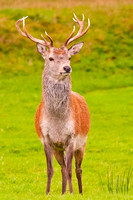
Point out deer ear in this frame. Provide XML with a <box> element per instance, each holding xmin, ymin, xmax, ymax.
<box><xmin>37</xmin><ymin>43</ymin><xmax>47</xmax><ymax>55</ymax></box>
<box><xmin>68</xmin><ymin>42</ymin><xmax>84</xmax><ymax>56</ymax></box>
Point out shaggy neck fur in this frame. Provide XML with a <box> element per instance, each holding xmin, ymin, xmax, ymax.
<box><xmin>42</xmin><ymin>69</ymin><xmax>71</xmax><ymax>118</ymax></box>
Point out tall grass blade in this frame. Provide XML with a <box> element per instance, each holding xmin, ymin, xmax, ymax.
<box><xmin>107</xmin><ymin>169</ymin><xmax>112</xmax><ymax>193</ymax></box>
<box><xmin>121</xmin><ymin>170</ymin><xmax>125</xmax><ymax>193</ymax></box>
<box><xmin>126</xmin><ymin>167</ymin><xmax>133</xmax><ymax>193</ymax></box>
<box><xmin>98</xmin><ymin>173</ymin><xmax>105</xmax><ymax>191</ymax></box>
<box><xmin>116</xmin><ymin>175</ymin><xmax>119</xmax><ymax>193</ymax></box>
<box><xmin>111</xmin><ymin>170</ymin><xmax>113</xmax><ymax>193</ymax></box>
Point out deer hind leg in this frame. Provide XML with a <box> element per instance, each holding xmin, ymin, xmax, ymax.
<box><xmin>54</xmin><ymin>150</ymin><xmax>67</xmax><ymax>194</ymax></box>
<box><xmin>43</xmin><ymin>143</ymin><xmax>54</xmax><ymax>195</ymax></box>
<box><xmin>74</xmin><ymin>145</ymin><xmax>85</xmax><ymax>194</ymax></box>
<box><xmin>66</xmin><ymin>143</ymin><xmax>74</xmax><ymax>193</ymax></box>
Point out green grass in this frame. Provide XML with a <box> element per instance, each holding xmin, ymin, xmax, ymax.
<box><xmin>107</xmin><ymin>167</ymin><xmax>133</xmax><ymax>194</ymax></box>
<box><xmin>0</xmin><ymin>1</ymin><xmax>133</xmax><ymax>199</ymax></box>
<box><xmin>0</xmin><ymin>75</ymin><xmax>133</xmax><ymax>199</ymax></box>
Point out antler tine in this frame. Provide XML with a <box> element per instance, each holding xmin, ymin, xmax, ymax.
<box><xmin>41</xmin><ymin>34</ymin><xmax>49</xmax><ymax>43</ymax></box>
<box><xmin>16</xmin><ymin>16</ymin><xmax>28</xmax><ymax>37</ymax></box>
<box><xmin>45</xmin><ymin>32</ymin><xmax>53</xmax><ymax>47</ymax></box>
<box><xmin>41</xmin><ymin>33</ymin><xmax>53</xmax><ymax>48</ymax></box>
<box><xmin>40</xmin><ymin>32</ymin><xmax>53</xmax><ymax>48</ymax></box>
<box><xmin>64</xmin><ymin>26</ymin><xmax>75</xmax><ymax>47</ymax></box>
<box><xmin>73</xmin><ymin>13</ymin><xmax>84</xmax><ymax>34</ymax></box>
<box><xmin>16</xmin><ymin>16</ymin><xmax>53</xmax><ymax>48</ymax></box>
<box><xmin>64</xmin><ymin>14</ymin><xmax>90</xmax><ymax>47</ymax></box>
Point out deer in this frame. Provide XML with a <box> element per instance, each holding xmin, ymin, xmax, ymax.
<box><xmin>16</xmin><ymin>13</ymin><xmax>90</xmax><ymax>195</ymax></box>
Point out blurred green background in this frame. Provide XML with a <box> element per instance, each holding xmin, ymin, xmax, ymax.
<box><xmin>0</xmin><ymin>0</ymin><xmax>133</xmax><ymax>199</ymax></box>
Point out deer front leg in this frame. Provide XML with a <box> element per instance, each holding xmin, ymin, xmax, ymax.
<box><xmin>66</xmin><ymin>143</ymin><xmax>74</xmax><ymax>193</ymax></box>
<box><xmin>43</xmin><ymin>142</ymin><xmax>54</xmax><ymax>195</ymax></box>
<box><xmin>54</xmin><ymin>150</ymin><xmax>67</xmax><ymax>194</ymax></box>
<box><xmin>74</xmin><ymin>145</ymin><xmax>85</xmax><ymax>194</ymax></box>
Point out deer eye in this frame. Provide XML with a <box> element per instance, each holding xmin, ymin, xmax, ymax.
<box><xmin>68</xmin><ymin>57</ymin><xmax>71</xmax><ymax>60</ymax></box>
<box><xmin>49</xmin><ymin>57</ymin><xmax>54</xmax><ymax>61</ymax></box>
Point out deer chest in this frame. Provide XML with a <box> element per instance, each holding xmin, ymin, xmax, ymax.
<box><xmin>40</xmin><ymin>115</ymin><xmax>74</xmax><ymax>149</ymax></box>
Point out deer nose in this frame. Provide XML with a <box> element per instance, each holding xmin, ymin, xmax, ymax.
<box><xmin>63</xmin><ymin>66</ymin><xmax>71</xmax><ymax>73</ymax></box>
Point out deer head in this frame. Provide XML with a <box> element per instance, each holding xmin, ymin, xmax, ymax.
<box><xmin>16</xmin><ymin>14</ymin><xmax>90</xmax><ymax>80</ymax></box>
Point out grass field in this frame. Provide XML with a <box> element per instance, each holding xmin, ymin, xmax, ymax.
<box><xmin>0</xmin><ymin>0</ymin><xmax>133</xmax><ymax>199</ymax></box>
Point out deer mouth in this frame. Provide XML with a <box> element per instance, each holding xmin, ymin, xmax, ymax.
<box><xmin>60</xmin><ymin>72</ymin><xmax>71</xmax><ymax>75</ymax></box>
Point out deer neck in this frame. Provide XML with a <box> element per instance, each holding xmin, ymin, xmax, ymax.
<box><xmin>42</xmin><ymin>70</ymin><xmax>71</xmax><ymax>118</ymax></box>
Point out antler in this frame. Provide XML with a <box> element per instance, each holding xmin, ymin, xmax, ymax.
<box><xmin>16</xmin><ymin>16</ymin><xmax>53</xmax><ymax>48</ymax></box>
<box><xmin>64</xmin><ymin>13</ymin><xmax>90</xmax><ymax>47</ymax></box>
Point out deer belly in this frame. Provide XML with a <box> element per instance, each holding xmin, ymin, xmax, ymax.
<box><xmin>40</xmin><ymin>118</ymin><xmax>74</xmax><ymax>148</ymax></box>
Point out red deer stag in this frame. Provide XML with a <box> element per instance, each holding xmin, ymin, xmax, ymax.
<box><xmin>16</xmin><ymin>13</ymin><xmax>90</xmax><ymax>194</ymax></box>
